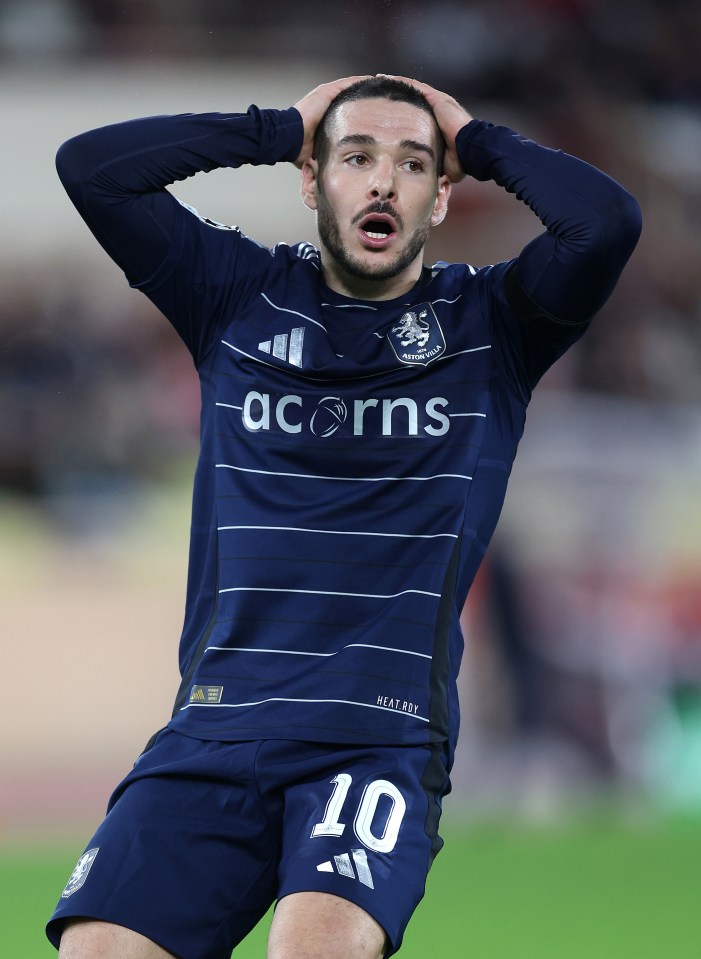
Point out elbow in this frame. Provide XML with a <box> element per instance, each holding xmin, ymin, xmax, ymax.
<box><xmin>55</xmin><ymin>134</ymin><xmax>93</xmax><ymax>199</ymax></box>
<box><xmin>56</xmin><ymin>137</ymin><xmax>79</xmax><ymax>186</ymax></box>
<box><xmin>605</xmin><ymin>186</ymin><xmax>643</xmax><ymax>259</ymax></box>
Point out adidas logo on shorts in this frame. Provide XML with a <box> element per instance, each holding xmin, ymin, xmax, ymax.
<box><xmin>316</xmin><ymin>848</ymin><xmax>374</xmax><ymax>889</ymax></box>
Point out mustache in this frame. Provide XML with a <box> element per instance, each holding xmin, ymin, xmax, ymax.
<box><xmin>351</xmin><ymin>200</ymin><xmax>403</xmax><ymax>231</ymax></box>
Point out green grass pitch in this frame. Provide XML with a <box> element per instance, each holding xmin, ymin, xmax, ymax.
<box><xmin>4</xmin><ymin>815</ymin><xmax>698</xmax><ymax>958</ymax></box>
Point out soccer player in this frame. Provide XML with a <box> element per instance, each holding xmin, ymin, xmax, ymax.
<box><xmin>47</xmin><ymin>75</ymin><xmax>641</xmax><ymax>959</ymax></box>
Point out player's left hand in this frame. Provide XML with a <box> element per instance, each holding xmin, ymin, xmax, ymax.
<box><xmin>375</xmin><ymin>75</ymin><xmax>473</xmax><ymax>183</ymax></box>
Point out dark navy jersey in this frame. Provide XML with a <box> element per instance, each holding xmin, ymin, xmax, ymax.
<box><xmin>56</xmin><ymin>105</ymin><xmax>641</xmax><ymax>760</ymax></box>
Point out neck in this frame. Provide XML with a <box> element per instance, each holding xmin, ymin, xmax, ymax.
<box><xmin>319</xmin><ymin>247</ymin><xmax>425</xmax><ymax>301</ymax></box>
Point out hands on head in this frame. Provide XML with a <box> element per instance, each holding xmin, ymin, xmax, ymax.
<box><xmin>292</xmin><ymin>76</ymin><xmax>373</xmax><ymax>168</ymax></box>
<box><xmin>292</xmin><ymin>74</ymin><xmax>473</xmax><ymax>183</ymax></box>
<box><xmin>375</xmin><ymin>75</ymin><xmax>473</xmax><ymax>183</ymax></box>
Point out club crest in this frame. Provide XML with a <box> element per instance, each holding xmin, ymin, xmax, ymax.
<box><xmin>388</xmin><ymin>304</ymin><xmax>445</xmax><ymax>366</ymax></box>
<box><xmin>61</xmin><ymin>847</ymin><xmax>99</xmax><ymax>898</ymax></box>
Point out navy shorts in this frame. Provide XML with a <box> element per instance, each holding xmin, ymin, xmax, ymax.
<box><xmin>47</xmin><ymin>729</ymin><xmax>450</xmax><ymax>958</ymax></box>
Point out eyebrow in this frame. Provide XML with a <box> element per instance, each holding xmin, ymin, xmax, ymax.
<box><xmin>336</xmin><ymin>133</ymin><xmax>435</xmax><ymax>162</ymax></box>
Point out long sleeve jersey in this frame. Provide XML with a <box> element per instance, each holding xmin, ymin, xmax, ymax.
<box><xmin>56</xmin><ymin>105</ymin><xmax>641</xmax><ymax>763</ymax></box>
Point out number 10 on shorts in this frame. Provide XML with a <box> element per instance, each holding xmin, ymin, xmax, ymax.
<box><xmin>311</xmin><ymin>774</ymin><xmax>407</xmax><ymax>854</ymax></box>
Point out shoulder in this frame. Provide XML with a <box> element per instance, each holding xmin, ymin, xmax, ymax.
<box><xmin>428</xmin><ymin>258</ymin><xmax>519</xmax><ymax>307</ymax></box>
<box><xmin>271</xmin><ymin>240</ymin><xmax>322</xmax><ymax>273</ymax></box>
<box><xmin>176</xmin><ymin>198</ymin><xmax>271</xmax><ymax>254</ymax></box>
<box><xmin>423</xmin><ymin>259</ymin><xmax>496</xmax><ymax>315</ymax></box>
<box><xmin>428</xmin><ymin>259</ymin><xmax>477</xmax><ymax>280</ymax></box>
<box><xmin>174</xmin><ymin>201</ymin><xmax>325</xmax><ymax>289</ymax></box>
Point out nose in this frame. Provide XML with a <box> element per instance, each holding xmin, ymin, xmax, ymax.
<box><xmin>368</xmin><ymin>158</ymin><xmax>396</xmax><ymax>201</ymax></box>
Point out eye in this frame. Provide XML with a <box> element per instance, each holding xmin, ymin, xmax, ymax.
<box><xmin>402</xmin><ymin>159</ymin><xmax>425</xmax><ymax>173</ymax></box>
<box><xmin>346</xmin><ymin>153</ymin><xmax>369</xmax><ymax>167</ymax></box>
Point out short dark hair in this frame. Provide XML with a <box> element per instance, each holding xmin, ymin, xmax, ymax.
<box><xmin>313</xmin><ymin>77</ymin><xmax>446</xmax><ymax>176</ymax></box>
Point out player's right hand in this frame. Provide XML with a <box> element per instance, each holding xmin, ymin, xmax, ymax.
<box><xmin>292</xmin><ymin>76</ymin><xmax>372</xmax><ymax>168</ymax></box>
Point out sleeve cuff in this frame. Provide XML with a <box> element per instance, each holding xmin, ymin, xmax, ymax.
<box><xmin>456</xmin><ymin>119</ymin><xmax>504</xmax><ymax>182</ymax></box>
<box><xmin>252</xmin><ymin>106</ymin><xmax>304</xmax><ymax>165</ymax></box>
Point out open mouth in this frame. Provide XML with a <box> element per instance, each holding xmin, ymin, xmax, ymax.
<box><xmin>358</xmin><ymin>213</ymin><xmax>398</xmax><ymax>247</ymax></box>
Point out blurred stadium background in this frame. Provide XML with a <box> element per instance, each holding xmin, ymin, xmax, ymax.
<box><xmin>1</xmin><ymin>0</ymin><xmax>700</xmax><ymax>955</ymax></box>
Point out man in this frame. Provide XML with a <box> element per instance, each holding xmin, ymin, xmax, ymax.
<box><xmin>47</xmin><ymin>75</ymin><xmax>641</xmax><ymax>959</ymax></box>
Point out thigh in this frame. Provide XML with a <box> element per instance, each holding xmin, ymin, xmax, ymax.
<box><xmin>59</xmin><ymin>919</ymin><xmax>177</xmax><ymax>959</ymax></box>
<box><xmin>47</xmin><ymin>732</ymin><xmax>282</xmax><ymax>959</ymax></box>
<box><xmin>268</xmin><ymin>892</ymin><xmax>386</xmax><ymax>959</ymax></box>
<box><xmin>274</xmin><ymin>742</ymin><xmax>450</xmax><ymax>957</ymax></box>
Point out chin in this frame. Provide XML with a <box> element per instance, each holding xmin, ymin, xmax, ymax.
<box><xmin>340</xmin><ymin>245</ymin><xmax>418</xmax><ymax>283</ymax></box>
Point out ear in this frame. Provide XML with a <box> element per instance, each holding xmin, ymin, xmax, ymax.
<box><xmin>300</xmin><ymin>158</ymin><xmax>320</xmax><ymax>212</ymax></box>
<box><xmin>431</xmin><ymin>174</ymin><xmax>452</xmax><ymax>227</ymax></box>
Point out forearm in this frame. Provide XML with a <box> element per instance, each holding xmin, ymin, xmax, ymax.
<box><xmin>457</xmin><ymin>120</ymin><xmax>642</xmax><ymax>324</ymax></box>
<box><xmin>55</xmin><ymin>107</ymin><xmax>303</xmax><ymax>281</ymax></box>
<box><xmin>57</xmin><ymin>107</ymin><xmax>303</xmax><ymax>197</ymax></box>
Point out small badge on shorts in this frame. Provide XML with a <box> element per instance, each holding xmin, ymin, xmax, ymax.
<box><xmin>61</xmin><ymin>847</ymin><xmax>99</xmax><ymax>898</ymax></box>
<box><xmin>189</xmin><ymin>685</ymin><xmax>223</xmax><ymax>704</ymax></box>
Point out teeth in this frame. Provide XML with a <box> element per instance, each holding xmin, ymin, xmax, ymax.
<box><xmin>366</xmin><ymin>231</ymin><xmax>388</xmax><ymax>240</ymax></box>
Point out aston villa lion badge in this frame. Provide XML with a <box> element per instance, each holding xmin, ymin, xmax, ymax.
<box><xmin>61</xmin><ymin>848</ymin><xmax>99</xmax><ymax>898</ymax></box>
<box><xmin>388</xmin><ymin>304</ymin><xmax>446</xmax><ymax>366</ymax></box>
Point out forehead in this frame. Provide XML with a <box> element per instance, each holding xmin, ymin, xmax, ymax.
<box><xmin>327</xmin><ymin>97</ymin><xmax>438</xmax><ymax>152</ymax></box>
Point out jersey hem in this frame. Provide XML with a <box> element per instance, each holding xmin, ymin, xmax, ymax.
<box><xmin>166</xmin><ymin>716</ymin><xmax>449</xmax><ymax>749</ymax></box>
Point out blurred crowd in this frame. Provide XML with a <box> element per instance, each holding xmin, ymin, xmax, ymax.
<box><xmin>1</xmin><ymin>0</ymin><xmax>700</xmax><ymax>110</ymax></box>
<box><xmin>1</xmin><ymin>0</ymin><xmax>700</xmax><ymax>805</ymax></box>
